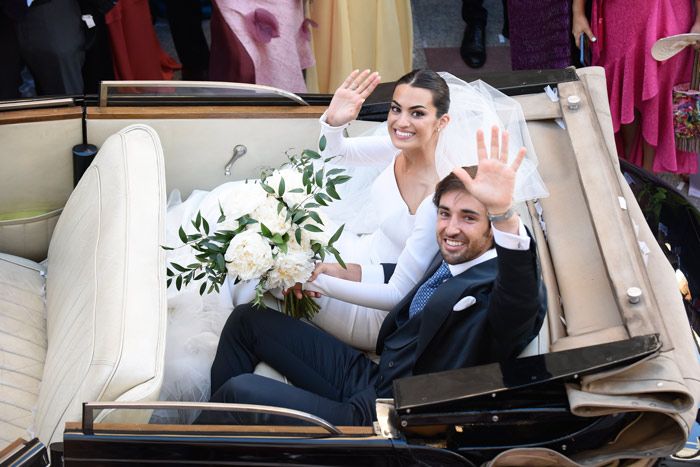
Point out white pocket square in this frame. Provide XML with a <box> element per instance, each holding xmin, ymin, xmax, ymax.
<box><xmin>453</xmin><ymin>296</ymin><xmax>477</xmax><ymax>311</ymax></box>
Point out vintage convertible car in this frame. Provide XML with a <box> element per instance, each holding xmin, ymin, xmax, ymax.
<box><xmin>0</xmin><ymin>67</ymin><xmax>699</xmax><ymax>466</ymax></box>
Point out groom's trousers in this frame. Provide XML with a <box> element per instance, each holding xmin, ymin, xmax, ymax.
<box><xmin>197</xmin><ymin>304</ymin><xmax>379</xmax><ymax>426</ymax></box>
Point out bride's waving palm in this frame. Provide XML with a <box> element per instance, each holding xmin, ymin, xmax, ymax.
<box><xmin>325</xmin><ymin>69</ymin><xmax>381</xmax><ymax>127</ymax></box>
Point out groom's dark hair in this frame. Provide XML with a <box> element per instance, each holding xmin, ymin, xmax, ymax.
<box><xmin>395</xmin><ymin>69</ymin><xmax>450</xmax><ymax>117</ymax></box>
<box><xmin>433</xmin><ymin>166</ymin><xmax>479</xmax><ymax>207</ymax></box>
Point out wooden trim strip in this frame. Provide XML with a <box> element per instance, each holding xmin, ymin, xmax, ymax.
<box><xmin>0</xmin><ymin>106</ymin><xmax>82</xmax><ymax>125</ymax></box>
<box><xmin>88</xmin><ymin>106</ymin><xmax>326</xmax><ymax>120</ymax></box>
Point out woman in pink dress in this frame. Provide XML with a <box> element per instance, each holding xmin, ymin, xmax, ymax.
<box><xmin>573</xmin><ymin>0</ymin><xmax>700</xmax><ymax>174</ymax></box>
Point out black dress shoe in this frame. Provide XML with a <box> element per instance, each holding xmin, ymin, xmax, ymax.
<box><xmin>460</xmin><ymin>23</ymin><xmax>486</xmax><ymax>68</ymax></box>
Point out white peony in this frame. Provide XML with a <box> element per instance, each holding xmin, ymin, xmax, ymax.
<box><xmin>265</xmin><ymin>250</ymin><xmax>315</xmax><ymax>290</ymax></box>
<box><xmin>251</xmin><ymin>196</ymin><xmax>289</xmax><ymax>235</ymax></box>
<box><xmin>265</xmin><ymin>168</ymin><xmax>307</xmax><ymax>207</ymax></box>
<box><xmin>224</xmin><ymin>230</ymin><xmax>274</xmax><ymax>281</ymax></box>
<box><xmin>218</xmin><ymin>181</ymin><xmax>267</xmax><ymax>225</ymax></box>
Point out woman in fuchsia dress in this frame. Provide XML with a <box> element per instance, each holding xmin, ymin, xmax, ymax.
<box><xmin>573</xmin><ymin>0</ymin><xmax>700</xmax><ymax>174</ymax></box>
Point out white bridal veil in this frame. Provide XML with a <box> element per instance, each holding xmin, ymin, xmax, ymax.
<box><xmin>435</xmin><ymin>72</ymin><xmax>549</xmax><ymax>202</ymax></box>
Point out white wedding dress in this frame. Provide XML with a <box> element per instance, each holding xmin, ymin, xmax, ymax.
<box><xmin>156</xmin><ymin>74</ymin><xmax>550</xmax><ymax>423</ymax></box>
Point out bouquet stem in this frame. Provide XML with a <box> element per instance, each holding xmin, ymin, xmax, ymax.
<box><xmin>283</xmin><ymin>294</ymin><xmax>320</xmax><ymax>320</ymax></box>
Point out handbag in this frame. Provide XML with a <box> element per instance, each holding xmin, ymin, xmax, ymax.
<box><xmin>673</xmin><ymin>49</ymin><xmax>700</xmax><ymax>153</ymax></box>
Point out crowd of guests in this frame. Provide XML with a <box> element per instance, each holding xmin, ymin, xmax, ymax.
<box><xmin>1</xmin><ymin>0</ymin><xmax>698</xmax><ymax>176</ymax></box>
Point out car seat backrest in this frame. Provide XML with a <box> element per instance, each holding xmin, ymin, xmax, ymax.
<box><xmin>33</xmin><ymin>124</ymin><xmax>167</xmax><ymax>445</ymax></box>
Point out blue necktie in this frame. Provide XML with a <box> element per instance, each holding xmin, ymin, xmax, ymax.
<box><xmin>408</xmin><ymin>261</ymin><xmax>452</xmax><ymax>319</ymax></box>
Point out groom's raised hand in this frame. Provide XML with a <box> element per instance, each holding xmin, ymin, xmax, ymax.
<box><xmin>453</xmin><ymin>126</ymin><xmax>525</xmax><ymax>234</ymax></box>
<box><xmin>325</xmin><ymin>69</ymin><xmax>381</xmax><ymax>127</ymax></box>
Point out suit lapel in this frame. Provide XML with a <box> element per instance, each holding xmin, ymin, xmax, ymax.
<box><xmin>415</xmin><ymin>257</ymin><xmax>498</xmax><ymax>359</ymax></box>
<box><xmin>376</xmin><ymin>254</ymin><xmax>442</xmax><ymax>352</ymax></box>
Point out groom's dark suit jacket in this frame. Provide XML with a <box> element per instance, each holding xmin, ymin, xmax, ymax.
<box><xmin>374</xmin><ymin>234</ymin><xmax>547</xmax><ymax>398</ymax></box>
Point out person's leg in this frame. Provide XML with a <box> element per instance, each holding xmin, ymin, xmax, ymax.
<box><xmin>462</xmin><ymin>0</ymin><xmax>487</xmax><ymax>26</ymax></box>
<box><xmin>0</xmin><ymin>10</ymin><xmax>23</xmax><ymax>99</ymax></box>
<box><xmin>198</xmin><ymin>374</ymin><xmax>377</xmax><ymax>426</ymax></box>
<box><xmin>15</xmin><ymin>0</ymin><xmax>85</xmax><ymax>96</ymax></box>
<box><xmin>211</xmin><ymin>304</ymin><xmax>376</xmax><ymax>402</ymax></box>
<box><xmin>164</xmin><ymin>0</ymin><xmax>210</xmax><ymax>80</ymax></box>
<box><xmin>461</xmin><ymin>0</ymin><xmax>487</xmax><ymax>68</ymax></box>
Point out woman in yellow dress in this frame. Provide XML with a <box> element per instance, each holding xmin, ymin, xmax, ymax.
<box><xmin>306</xmin><ymin>0</ymin><xmax>413</xmax><ymax>93</ymax></box>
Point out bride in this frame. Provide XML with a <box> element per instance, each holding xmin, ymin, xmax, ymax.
<box><xmin>157</xmin><ymin>69</ymin><xmax>547</xmax><ymax>421</ymax></box>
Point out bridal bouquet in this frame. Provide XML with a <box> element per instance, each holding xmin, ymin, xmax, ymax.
<box><xmin>164</xmin><ymin>136</ymin><xmax>348</xmax><ymax>319</ymax></box>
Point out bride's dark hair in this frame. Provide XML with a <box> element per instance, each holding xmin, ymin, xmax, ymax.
<box><xmin>395</xmin><ymin>69</ymin><xmax>450</xmax><ymax>117</ymax></box>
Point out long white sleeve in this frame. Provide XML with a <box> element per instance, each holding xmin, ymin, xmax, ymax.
<box><xmin>308</xmin><ymin>196</ymin><xmax>439</xmax><ymax>310</ymax></box>
<box><xmin>320</xmin><ymin>113</ymin><xmax>398</xmax><ymax>167</ymax></box>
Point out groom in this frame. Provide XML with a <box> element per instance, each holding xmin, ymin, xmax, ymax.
<box><xmin>199</xmin><ymin>128</ymin><xmax>547</xmax><ymax>426</ymax></box>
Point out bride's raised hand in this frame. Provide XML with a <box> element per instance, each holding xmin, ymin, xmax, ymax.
<box><xmin>325</xmin><ymin>69</ymin><xmax>381</xmax><ymax>127</ymax></box>
<box><xmin>453</xmin><ymin>126</ymin><xmax>525</xmax><ymax>216</ymax></box>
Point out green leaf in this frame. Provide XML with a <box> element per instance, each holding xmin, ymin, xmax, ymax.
<box><xmin>326</xmin><ymin>183</ymin><xmax>340</xmax><ymax>200</ymax></box>
<box><xmin>294</xmin><ymin>214</ymin><xmax>309</xmax><ymax>225</ymax></box>
<box><xmin>202</xmin><ymin>218</ymin><xmax>210</xmax><ymax>235</ymax></box>
<box><xmin>302</xmin><ymin>164</ymin><xmax>313</xmax><ymax>186</ymax></box>
<box><xmin>166</xmin><ymin>268</ymin><xmax>174</xmax><ymax>277</ymax></box>
<box><xmin>303</xmin><ymin>149</ymin><xmax>321</xmax><ymax>160</ymax></box>
<box><xmin>278</xmin><ymin>177</ymin><xmax>285</xmax><ymax>196</ymax></box>
<box><xmin>272</xmin><ymin>233</ymin><xmax>284</xmax><ymax>244</ymax></box>
<box><xmin>308</xmin><ymin>210</ymin><xmax>324</xmax><ymax>225</ymax></box>
<box><xmin>304</xmin><ymin>224</ymin><xmax>323</xmax><ymax>233</ymax></box>
<box><xmin>331</xmin><ymin>175</ymin><xmax>351</xmax><ymax>185</ymax></box>
<box><xmin>195</xmin><ymin>212</ymin><xmax>202</xmax><ymax>229</ymax></box>
<box><xmin>303</xmin><ymin>202</ymin><xmax>320</xmax><ymax>209</ymax></box>
<box><xmin>277</xmin><ymin>201</ymin><xmax>285</xmax><ymax>215</ymax></box>
<box><xmin>295</xmin><ymin>228</ymin><xmax>302</xmax><ymax>245</ymax></box>
<box><xmin>278</xmin><ymin>242</ymin><xmax>288</xmax><ymax>254</ymax></box>
<box><xmin>178</xmin><ymin>226</ymin><xmax>187</xmax><ymax>243</ymax></box>
<box><xmin>216</xmin><ymin>253</ymin><xmax>226</xmax><ymax>271</ymax></box>
<box><xmin>326</xmin><ymin>168</ymin><xmax>344</xmax><ymax>176</ymax></box>
<box><xmin>314</xmin><ymin>193</ymin><xmax>328</xmax><ymax>207</ymax></box>
<box><xmin>199</xmin><ymin>282</ymin><xmax>207</xmax><ymax>295</ymax></box>
<box><xmin>315</xmin><ymin>168</ymin><xmax>324</xmax><ymax>188</ymax></box>
<box><xmin>260</xmin><ymin>223</ymin><xmax>272</xmax><ymax>238</ymax></box>
<box><xmin>194</xmin><ymin>272</ymin><xmax>206</xmax><ymax>281</ymax></box>
<box><xmin>328</xmin><ymin>224</ymin><xmax>344</xmax><ymax>246</ymax></box>
<box><xmin>166</xmin><ymin>278</ymin><xmax>172</xmax><ymax>288</ymax></box>
<box><xmin>218</xmin><ymin>202</ymin><xmax>225</xmax><ymax>223</ymax></box>
<box><xmin>172</xmin><ymin>263</ymin><xmax>188</xmax><ymax>273</ymax></box>
<box><xmin>176</xmin><ymin>275</ymin><xmax>183</xmax><ymax>290</ymax></box>
<box><xmin>288</xmin><ymin>188</ymin><xmax>304</xmax><ymax>193</ymax></box>
<box><xmin>332</xmin><ymin>250</ymin><xmax>346</xmax><ymax>269</ymax></box>
<box><xmin>186</xmin><ymin>263</ymin><xmax>200</xmax><ymax>270</ymax></box>
<box><xmin>260</xmin><ymin>182</ymin><xmax>275</xmax><ymax>194</ymax></box>
<box><xmin>161</xmin><ymin>245</ymin><xmax>175</xmax><ymax>250</ymax></box>
<box><xmin>319</xmin><ymin>135</ymin><xmax>327</xmax><ymax>151</ymax></box>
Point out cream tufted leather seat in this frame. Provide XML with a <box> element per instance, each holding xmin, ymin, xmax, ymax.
<box><xmin>0</xmin><ymin>124</ymin><xmax>167</xmax><ymax>449</ymax></box>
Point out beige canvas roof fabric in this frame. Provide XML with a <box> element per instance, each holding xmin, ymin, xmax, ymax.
<box><xmin>492</xmin><ymin>68</ymin><xmax>700</xmax><ymax>464</ymax></box>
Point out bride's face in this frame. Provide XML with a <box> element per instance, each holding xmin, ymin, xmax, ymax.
<box><xmin>387</xmin><ymin>84</ymin><xmax>445</xmax><ymax>151</ymax></box>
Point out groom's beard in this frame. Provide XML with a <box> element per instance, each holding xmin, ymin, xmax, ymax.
<box><xmin>439</xmin><ymin>230</ymin><xmax>494</xmax><ymax>265</ymax></box>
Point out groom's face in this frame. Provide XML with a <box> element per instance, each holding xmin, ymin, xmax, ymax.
<box><xmin>436</xmin><ymin>189</ymin><xmax>493</xmax><ymax>265</ymax></box>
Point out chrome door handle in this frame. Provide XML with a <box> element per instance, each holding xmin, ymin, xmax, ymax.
<box><xmin>224</xmin><ymin>144</ymin><xmax>247</xmax><ymax>176</ymax></box>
